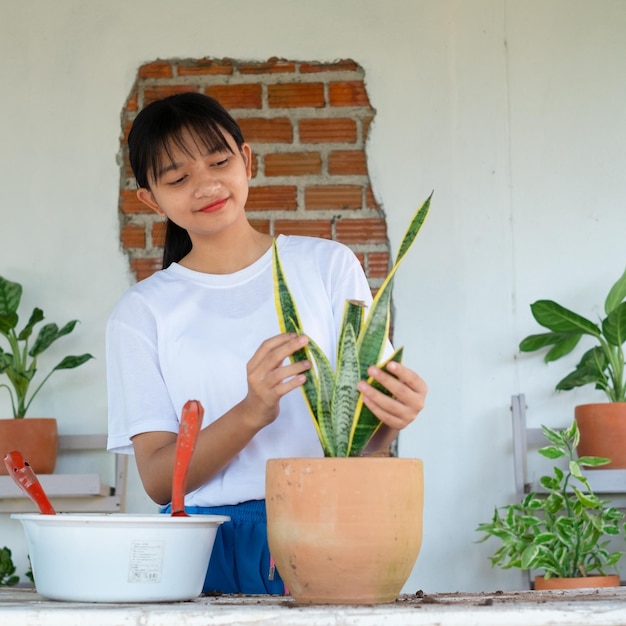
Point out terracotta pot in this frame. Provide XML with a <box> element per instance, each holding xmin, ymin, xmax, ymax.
<box><xmin>0</xmin><ymin>418</ymin><xmax>58</xmax><ymax>475</ymax></box>
<box><xmin>266</xmin><ymin>457</ymin><xmax>424</xmax><ymax>605</ymax></box>
<box><xmin>534</xmin><ymin>574</ymin><xmax>620</xmax><ymax>590</ymax></box>
<box><xmin>575</xmin><ymin>402</ymin><xmax>626</xmax><ymax>469</ymax></box>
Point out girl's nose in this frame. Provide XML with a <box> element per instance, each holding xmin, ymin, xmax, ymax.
<box><xmin>193</xmin><ymin>169</ymin><xmax>221</xmax><ymax>198</ymax></box>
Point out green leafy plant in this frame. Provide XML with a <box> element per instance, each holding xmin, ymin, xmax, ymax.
<box><xmin>0</xmin><ymin>546</ymin><xmax>19</xmax><ymax>587</ymax></box>
<box><xmin>0</xmin><ymin>275</ymin><xmax>94</xmax><ymax>418</ymax></box>
<box><xmin>272</xmin><ymin>194</ymin><xmax>431</xmax><ymax>457</ymax></box>
<box><xmin>519</xmin><ymin>268</ymin><xmax>626</xmax><ymax>402</ymax></box>
<box><xmin>476</xmin><ymin>421</ymin><xmax>625</xmax><ymax>579</ymax></box>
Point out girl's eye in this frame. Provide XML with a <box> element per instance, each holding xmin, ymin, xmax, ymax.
<box><xmin>212</xmin><ymin>157</ymin><xmax>229</xmax><ymax>167</ymax></box>
<box><xmin>167</xmin><ymin>175</ymin><xmax>187</xmax><ymax>186</ymax></box>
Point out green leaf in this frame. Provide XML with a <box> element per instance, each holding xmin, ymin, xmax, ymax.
<box><xmin>0</xmin><ymin>276</ymin><xmax>21</xmax><ymax>319</ymax></box>
<box><xmin>53</xmin><ymin>354</ymin><xmax>94</xmax><ymax>370</ymax></box>
<box><xmin>578</xmin><ymin>455</ymin><xmax>611</xmax><ymax>467</ymax></box>
<box><xmin>272</xmin><ymin>241</ymin><xmax>319</xmax><ymax>421</ymax></box>
<box><xmin>605</xmin><ymin>267</ymin><xmax>626</xmax><ymax>315</ymax></box>
<box><xmin>539</xmin><ymin>445</ymin><xmax>565</xmax><ymax>460</ymax></box>
<box><xmin>348</xmin><ymin>347</ymin><xmax>404</xmax><ymax>456</ymax></box>
<box><xmin>356</xmin><ymin>195</ymin><xmax>431</xmax><ymax>379</ymax></box>
<box><xmin>331</xmin><ymin>324</ymin><xmax>360</xmax><ymax>457</ymax></box>
<box><xmin>603</xmin><ymin>302</ymin><xmax>626</xmax><ymax>347</ymax></box>
<box><xmin>529</xmin><ymin>300</ymin><xmax>602</xmax><ymax>337</ymax></box>
<box><xmin>304</xmin><ymin>336</ymin><xmax>336</xmax><ymax>456</ymax></box>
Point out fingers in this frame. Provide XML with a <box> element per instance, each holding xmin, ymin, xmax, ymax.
<box><xmin>244</xmin><ymin>334</ymin><xmax>312</xmax><ymax>426</ymax></box>
<box><xmin>357</xmin><ymin>362</ymin><xmax>427</xmax><ymax>430</ymax></box>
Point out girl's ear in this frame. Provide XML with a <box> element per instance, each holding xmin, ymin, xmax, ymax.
<box><xmin>137</xmin><ymin>188</ymin><xmax>165</xmax><ymax>216</ymax></box>
<box><xmin>241</xmin><ymin>143</ymin><xmax>253</xmax><ymax>180</ymax></box>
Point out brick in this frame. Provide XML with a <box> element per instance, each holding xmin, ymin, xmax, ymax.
<box><xmin>120</xmin><ymin>190</ymin><xmax>153</xmax><ymax>214</ymax></box>
<box><xmin>268</xmin><ymin>83</ymin><xmax>325</xmax><ymax>108</ymax></box>
<box><xmin>176</xmin><ymin>59</ymin><xmax>234</xmax><ymax>76</ymax></box>
<box><xmin>362</xmin><ymin>116</ymin><xmax>374</xmax><ymax>140</ymax></box>
<box><xmin>205</xmin><ymin>84</ymin><xmax>262</xmax><ymax>109</ymax></box>
<box><xmin>248</xmin><ymin>219</ymin><xmax>271</xmax><ymax>234</ymax></box>
<box><xmin>131</xmin><ymin>257</ymin><xmax>162</xmax><ymax>281</ymax></box>
<box><xmin>121</xmin><ymin>119</ymin><xmax>133</xmax><ymax>144</ymax></box>
<box><xmin>265</xmin><ymin>152</ymin><xmax>322</xmax><ymax>176</ymax></box>
<box><xmin>121</xmin><ymin>150</ymin><xmax>134</xmax><ymax>181</ymax></box>
<box><xmin>299</xmin><ymin>118</ymin><xmax>357</xmax><ymax>143</ymax></box>
<box><xmin>329</xmin><ymin>81</ymin><xmax>370</xmax><ymax>107</ymax></box>
<box><xmin>239</xmin><ymin>58</ymin><xmax>296</xmax><ymax>74</ymax></box>
<box><xmin>138</xmin><ymin>61</ymin><xmax>173</xmax><ymax>79</ymax></box>
<box><xmin>238</xmin><ymin>117</ymin><xmax>293</xmax><ymax>143</ymax></box>
<box><xmin>247</xmin><ymin>185</ymin><xmax>297</xmax><ymax>210</ymax></box>
<box><xmin>142</xmin><ymin>85</ymin><xmax>199</xmax><ymax>106</ymax></box>
<box><xmin>121</xmin><ymin>224</ymin><xmax>146</xmax><ymax>249</ymax></box>
<box><xmin>305</xmin><ymin>185</ymin><xmax>362</xmax><ymax>210</ymax></box>
<box><xmin>367</xmin><ymin>251</ymin><xmax>391</xmax><ymax>278</ymax></box>
<box><xmin>152</xmin><ymin>221</ymin><xmax>166</xmax><ymax>247</ymax></box>
<box><xmin>300</xmin><ymin>60</ymin><xmax>359</xmax><ymax>73</ymax></box>
<box><xmin>366</xmin><ymin>185</ymin><xmax>381</xmax><ymax>210</ymax></box>
<box><xmin>274</xmin><ymin>219</ymin><xmax>332</xmax><ymax>239</ymax></box>
<box><xmin>125</xmin><ymin>91</ymin><xmax>138</xmax><ymax>112</ymax></box>
<box><xmin>328</xmin><ymin>150</ymin><xmax>367</xmax><ymax>175</ymax></box>
<box><xmin>335</xmin><ymin>218</ymin><xmax>388</xmax><ymax>244</ymax></box>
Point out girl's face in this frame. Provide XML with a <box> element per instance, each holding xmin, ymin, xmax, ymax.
<box><xmin>136</xmin><ymin>128</ymin><xmax>252</xmax><ymax>240</ymax></box>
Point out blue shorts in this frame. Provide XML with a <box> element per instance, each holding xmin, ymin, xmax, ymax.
<box><xmin>160</xmin><ymin>499</ymin><xmax>285</xmax><ymax>595</ymax></box>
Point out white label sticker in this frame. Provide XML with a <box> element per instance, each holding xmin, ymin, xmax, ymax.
<box><xmin>128</xmin><ymin>541</ymin><xmax>164</xmax><ymax>583</ymax></box>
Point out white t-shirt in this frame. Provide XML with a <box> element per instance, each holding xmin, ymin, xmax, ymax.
<box><xmin>106</xmin><ymin>234</ymin><xmax>375</xmax><ymax>506</ymax></box>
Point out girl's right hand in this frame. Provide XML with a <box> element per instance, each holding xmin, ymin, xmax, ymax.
<box><xmin>241</xmin><ymin>333</ymin><xmax>311</xmax><ymax>427</ymax></box>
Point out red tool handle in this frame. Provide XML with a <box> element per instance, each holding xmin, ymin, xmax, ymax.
<box><xmin>3</xmin><ymin>450</ymin><xmax>56</xmax><ymax>515</ymax></box>
<box><xmin>171</xmin><ymin>399</ymin><xmax>204</xmax><ymax>517</ymax></box>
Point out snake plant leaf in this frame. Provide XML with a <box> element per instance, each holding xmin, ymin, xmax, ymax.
<box><xmin>604</xmin><ymin>267</ymin><xmax>626</xmax><ymax>315</ymax></box>
<box><xmin>272</xmin><ymin>241</ymin><xmax>319</xmax><ymax>420</ymax></box>
<box><xmin>356</xmin><ymin>194</ymin><xmax>431</xmax><ymax>379</ymax></box>
<box><xmin>304</xmin><ymin>335</ymin><xmax>336</xmax><ymax>456</ymax></box>
<box><xmin>347</xmin><ymin>347</ymin><xmax>404</xmax><ymax>456</ymax></box>
<box><xmin>529</xmin><ymin>300</ymin><xmax>601</xmax><ymax>337</ymax></box>
<box><xmin>602</xmin><ymin>301</ymin><xmax>626</xmax><ymax>347</ymax></box>
<box><xmin>331</xmin><ymin>324</ymin><xmax>360</xmax><ymax>457</ymax></box>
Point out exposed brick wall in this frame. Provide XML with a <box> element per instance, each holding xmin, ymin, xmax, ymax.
<box><xmin>118</xmin><ymin>57</ymin><xmax>391</xmax><ymax>289</ymax></box>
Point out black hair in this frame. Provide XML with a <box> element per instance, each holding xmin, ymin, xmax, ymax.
<box><xmin>127</xmin><ymin>92</ymin><xmax>246</xmax><ymax>268</ymax></box>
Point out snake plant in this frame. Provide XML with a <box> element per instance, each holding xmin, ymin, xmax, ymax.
<box><xmin>273</xmin><ymin>194</ymin><xmax>431</xmax><ymax>457</ymax></box>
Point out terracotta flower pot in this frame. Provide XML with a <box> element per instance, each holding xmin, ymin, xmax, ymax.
<box><xmin>266</xmin><ymin>457</ymin><xmax>424</xmax><ymax>605</ymax></box>
<box><xmin>0</xmin><ymin>418</ymin><xmax>58</xmax><ymax>475</ymax></box>
<box><xmin>575</xmin><ymin>402</ymin><xmax>626</xmax><ymax>469</ymax></box>
<box><xmin>534</xmin><ymin>574</ymin><xmax>620</xmax><ymax>590</ymax></box>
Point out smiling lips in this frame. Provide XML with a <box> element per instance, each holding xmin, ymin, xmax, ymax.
<box><xmin>198</xmin><ymin>197</ymin><xmax>228</xmax><ymax>213</ymax></box>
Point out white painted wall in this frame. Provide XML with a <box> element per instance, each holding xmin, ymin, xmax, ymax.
<box><xmin>1</xmin><ymin>0</ymin><xmax>625</xmax><ymax>593</ymax></box>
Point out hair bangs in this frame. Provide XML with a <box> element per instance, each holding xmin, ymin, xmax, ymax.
<box><xmin>148</xmin><ymin>119</ymin><xmax>234</xmax><ymax>185</ymax></box>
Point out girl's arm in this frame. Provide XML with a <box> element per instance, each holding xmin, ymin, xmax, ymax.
<box><xmin>133</xmin><ymin>333</ymin><xmax>310</xmax><ymax>505</ymax></box>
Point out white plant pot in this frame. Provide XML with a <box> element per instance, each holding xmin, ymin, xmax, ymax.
<box><xmin>12</xmin><ymin>513</ymin><xmax>229</xmax><ymax>602</ymax></box>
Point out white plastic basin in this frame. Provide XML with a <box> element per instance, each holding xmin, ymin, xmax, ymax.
<box><xmin>12</xmin><ymin>513</ymin><xmax>229</xmax><ymax>602</ymax></box>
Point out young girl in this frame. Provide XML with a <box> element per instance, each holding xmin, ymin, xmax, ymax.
<box><xmin>106</xmin><ymin>92</ymin><xmax>427</xmax><ymax>595</ymax></box>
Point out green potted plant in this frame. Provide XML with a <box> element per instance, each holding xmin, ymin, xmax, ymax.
<box><xmin>0</xmin><ymin>275</ymin><xmax>93</xmax><ymax>474</ymax></box>
<box><xmin>0</xmin><ymin>547</ymin><xmax>19</xmax><ymax>588</ymax></box>
<box><xmin>265</xmin><ymin>195</ymin><xmax>431</xmax><ymax>605</ymax></box>
<box><xmin>476</xmin><ymin>421</ymin><xmax>624</xmax><ymax>590</ymax></box>
<box><xmin>519</xmin><ymin>268</ymin><xmax>626</xmax><ymax>467</ymax></box>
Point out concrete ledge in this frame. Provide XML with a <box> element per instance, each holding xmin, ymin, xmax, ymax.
<box><xmin>2</xmin><ymin>587</ymin><xmax>626</xmax><ymax>626</ymax></box>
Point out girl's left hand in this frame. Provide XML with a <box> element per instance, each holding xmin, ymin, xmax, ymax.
<box><xmin>356</xmin><ymin>361</ymin><xmax>427</xmax><ymax>430</ymax></box>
